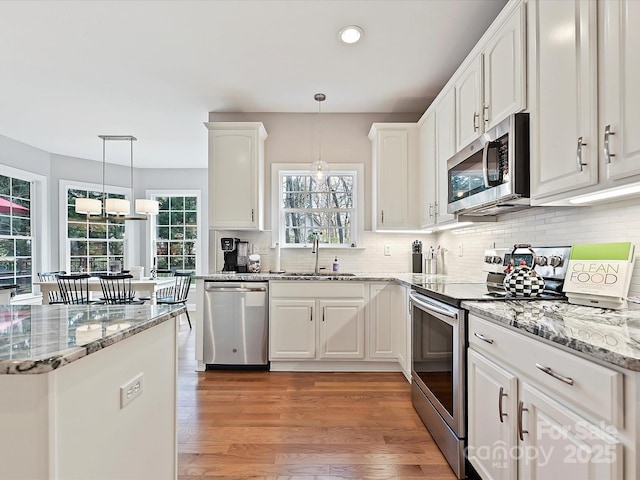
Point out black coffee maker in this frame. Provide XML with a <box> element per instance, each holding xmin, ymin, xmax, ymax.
<box><xmin>221</xmin><ymin>237</ymin><xmax>249</xmax><ymax>273</ymax></box>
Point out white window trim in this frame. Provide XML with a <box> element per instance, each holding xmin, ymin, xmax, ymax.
<box><xmin>0</xmin><ymin>165</ymin><xmax>47</xmax><ymax>301</ymax></box>
<box><xmin>59</xmin><ymin>179</ymin><xmax>134</xmax><ymax>273</ymax></box>
<box><xmin>146</xmin><ymin>189</ymin><xmax>203</xmax><ymax>276</ymax></box>
<box><xmin>271</xmin><ymin>163</ymin><xmax>364</xmax><ymax>248</ymax></box>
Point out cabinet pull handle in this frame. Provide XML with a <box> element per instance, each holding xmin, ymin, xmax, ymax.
<box><xmin>483</xmin><ymin>104</ymin><xmax>489</xmax><ymax>124</ymax></box>
<box><xmin>535</xmin><ymin>363</ymin><xmax>574</xmax><ymax>385</ymax></box>
<box><xmin>474</xmin><ymin>332</ymin><xmax>494</xmax><ymax>344</ymax></box>
<box><xmin>322</xmin><ymin>306</ymin><xmax>325</xmax><ymax>322</ymax></box>
<box><xmin>518</xmin><ymin>401</ymin><xmax>528</xmax><ymax>441</ymax></box>
<box><xmin>251</xmin><ymin>208</ymin><xmax>255</xmax><ymax>222</ymax></box>
<box><xmin>576</xmin><ymin>137</ymin><xmax>587</xmax><ymax>171</ymax></box>
<box><xmin>473</xmin><ymin>112</ymin><xmax>479</xmax><ymax>132</ymax></box>
<box><xmin>604</xmin><ymin>125</ymin><xmax>615</xmax><ymax>164</ymax></box>
<box><xmin>498</xmin><ymin>386</ymin><xmax>508</xmax><ymax>423</ymax></box>
<box><xmin>310</xmin><ymin>308</ymin><xmax>313</xmax><ymax>322</ymax></box>
<box><xmin>381</xmin><ymin>210</ymin><xmax>384</xmax><ymax>224</ymax></box>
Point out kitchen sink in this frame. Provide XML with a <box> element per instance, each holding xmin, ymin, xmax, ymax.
<box><xmin>281</xmin><ymin>272</ymin><xmax>356</xmax><ymax>277</ymax></box>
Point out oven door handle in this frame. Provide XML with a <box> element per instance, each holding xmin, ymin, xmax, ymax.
<box><xmin>409</xmin><ymin>292</ymin><xmax>459</xmax><ymax>320</ymax></box>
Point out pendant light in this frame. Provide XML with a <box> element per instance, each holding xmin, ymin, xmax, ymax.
<box><xmin>74</xmin><ymin>135</ymin><xmax>159</xmax><ymax>219</ymax></box>
<box><xmin>310</xmin><ymin>93</ymin><xmax>330</xmax><ymax>180</ymax></box>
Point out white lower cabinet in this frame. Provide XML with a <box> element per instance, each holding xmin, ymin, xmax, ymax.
<box><xmin>269</xmin><ymin>281</ymin><xmax>409</xmax><ymax>375</ymax></box>
<box><xmin>468</xmin><ymin>314</ymin><xmax>624</xmax><ymax>480</ymax></box>
<box><xmin>269</xmin><ymin>281</ymin><xmax>365</xmax><ymax>362</ymax></box>
<box><xmin>269</xmin><ymin>299</ymin><xmax>316</xmax><ymax>359</ymax></box>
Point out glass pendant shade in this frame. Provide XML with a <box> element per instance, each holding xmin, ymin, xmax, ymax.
<box><xmin>105</xmin><ymin>198</ymin><xmax>130</xmax><ymax>216</ymax></box>
<box><xmin>310</xmin><ymin>159</ymin><xmax>330</xmax><ymax>180</ymax></box>
<box><xmin>135</xmin><ymin>199</ymin><xmax>160</xmax><ymax>215</ymax></box>
<box><xmin>75</xmin><ymin>198</ymin><xmax>102</xmax><ymax>215</ymax></box>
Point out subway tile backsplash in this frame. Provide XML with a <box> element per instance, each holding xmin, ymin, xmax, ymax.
<box><xmin>439</xmin><ymin>197</ymin><xmax>640</xmax><ymax>297</ymax></box>
<box><xmin>212</xmin><ymin>196</ymin><xmax>640</xmax><ymax>298</ymax></box>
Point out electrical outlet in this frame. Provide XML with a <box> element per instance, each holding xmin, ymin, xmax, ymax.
<box><xmin>384</xmin><ymin>245</ymin><xmax>391</xmax><ymax>256</ymax></box>
<box><xmin>120</xmin><ymin>373</ymin><xmax>144</xmax><ymax>409</ymax></box>
<box><xmin>458</xmin><ymin>244</ymin><xmax>463</xmax><ymax>257</ymax></box>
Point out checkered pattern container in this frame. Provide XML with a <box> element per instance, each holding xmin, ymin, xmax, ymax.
<box><xmin>503</xmin><ymin>265</ymin><xmax>545</xmax><ymax>297</ymax></box>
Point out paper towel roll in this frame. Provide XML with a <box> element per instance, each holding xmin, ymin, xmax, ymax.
<box><xmin>274</xmin><ymin>242</ymin><xmax>281</xmax><ymax>272</ymax></box>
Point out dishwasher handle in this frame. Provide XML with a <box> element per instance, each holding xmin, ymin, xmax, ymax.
<box><xmin>205</xmin><ymin>284</ymin><xmax>267</xmax><ymax>293</ymax></box>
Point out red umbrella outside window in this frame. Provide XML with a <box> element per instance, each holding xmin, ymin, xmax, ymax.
<box><xmin>0</xmin><ymin>198</ymin><xmax>29</xmax><ymax>215</ymax></box>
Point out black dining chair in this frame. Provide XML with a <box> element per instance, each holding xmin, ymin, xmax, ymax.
<box><xmin>157</xmin><ymin>272</ymin><xmax>192</xmax><ymax>328</ymax></box>
<box><xmin>38</xmin><ymin>271</ymin><xmax>67</xmax><ymax>304</ymax></box>
<box><xmin>99</xmin><ymin>274</ymin><xmax>146</xmax><ymax>305</ymax></box>
<box><xmin>57</xmin><ymin>273</ymin><xmax>98</xmax><ymax>305</ymax></box>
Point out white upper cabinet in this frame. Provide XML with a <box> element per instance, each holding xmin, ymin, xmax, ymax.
<box><xmin>455</xmin><ymin>56</ymin><xmax>484</xmax><ymax>151</ymax></box>
<box><xmin>420</xmin><ymin>108</ymin><xmax>455</xmax><ymax>229</ymax></box>
<box><xmin>599</xmin><ymin>0</ymin><xmax>640</xmax><ymax>182</ymax></box>
<box><xmin>369</xmin><ymin>124</ymin><xmax>419</xmax><ymax>231</ymax></box>
<box><xmin>205</xmin><ymin>122</ymin><xmax>267</xmax><ymax>230</ymax></box>
<box><xmin>435</xmin><ymin>88</ymin><xmax>457</xmax><ymax>166</ymax></box>
<box><xmin>454</xmin><ymin>1</ymin><xmax>526</xmax><ymax>153</ymax></box>
<box><xmin>529</xmin><ymin>0</ymin><xmax>599</xmax><ymax>201</ymax></box>
<box><xmin>483</xmin><ymin>1</ymin><xmax>526</xmax><ymax>130</ymax></box>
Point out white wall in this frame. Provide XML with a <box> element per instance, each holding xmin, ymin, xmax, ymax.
<box><xmin>439</xmin><ymin>197</ymin><xmax>640</xmax><ymax>297</ymax></box>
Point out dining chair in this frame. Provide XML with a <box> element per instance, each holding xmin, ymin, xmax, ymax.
<box><xmin>99</xmin><ymin>274</ymin><xmax>145</xmax><ymax>305</ymax></box>
<box><xmin>57</xmin><ymin>273</ymin><xmax>97</xmax><ymax>305</ymax></box>
<box><xmin>38</xmin><ymin>271</ymin><xmax>67</xmax><ymax>304</ymax></box>
<box><xmin>157</xmin><ymin>272</ymin><xmax>192</xmax><ymax>328</ymax></box>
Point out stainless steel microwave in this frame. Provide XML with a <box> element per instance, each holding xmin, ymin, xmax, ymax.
<box><xmin>446</xmin><ymin>113</ymin><xmax>530</xmax><ymax>216</ymax></box>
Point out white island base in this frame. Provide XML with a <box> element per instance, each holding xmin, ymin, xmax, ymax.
<box><xmin>0</xmin><ymin>319</ymin><xmax>178</xmax><ymax>480</ymax></box>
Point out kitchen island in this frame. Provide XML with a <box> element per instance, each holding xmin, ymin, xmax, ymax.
<box><xmin>0</xmin><ymin>303</ymin><xmax>185</xmax><ymax>480</ymax></box>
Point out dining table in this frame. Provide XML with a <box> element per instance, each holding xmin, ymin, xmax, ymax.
<box><xmin>34</xmin><ymin>276</ymin><xmax>176</xmax><ymax>305</ymax></box>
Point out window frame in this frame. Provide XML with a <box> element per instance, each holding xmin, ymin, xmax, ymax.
<box><xmin>147</xmin><ymin>189</ymin><xmax>203</xmax><ymax>275</ymax></box>
<box><xmin>271</xmin><ymin>163</ymin><xmax>364</xmax><ymax>248</ymax></box>
<box><xmin>60</xmin><ymin>179</ymin><xmax>134</xmax><ymax>274</ymax></box>
<box><xmin>0</xmin><ymin>165</ymin><xmax>46</xmax><ymax>300</ymax></box>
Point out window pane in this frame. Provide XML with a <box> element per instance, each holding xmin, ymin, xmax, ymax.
<box><xmin>158</xmin><ymin>197</ymin><xmax>170</xmax><ymax>211</ymax></box>
<box><xmin>185</xmin><ymin>211</ymin><xmax>197</xmax><ymax>225</ymax></box>
<box><xmin>170</xmin><ymin>227</ymin><xmax>184</xmax><ymax>240</ymax></box>
<box><xmin>169</xmin><ymin>242</ymin><xmax>184</xmax><ymax>255</ymax></box>
<box><xmin>12</xmin><ymin>179</ymin><xmax>30</xmax><ymax>199</ymax></box>
<box><xmin>184</xmin><ymin>196</ymin><xmax>197</xmax><ymax>210</ymax></box>
<box><xmin>157</xmin><ymin>226</ymin><xmax>169</xmax><ymax>240</ymax></box>
<box><xmin>108</xmin><ymin>224</ymin><xmax>125</xmax><ymax>239</ymax></box>
<box><xmin>169</xmin><ymin>257</ymin><xmax>183</xmax><ymax>270</ymax></box>
<box><xmin>170</xmin><ymin>197</ymin><xmax>184</xmax><ymax>210</ymax></box>
<box><xmin>156</xmin><ymin>256</ymin><xmax>169</xmax><ymax>269</ymax></box>
<box><xmin>12</xmin><ymin>218</ymin><xmax>30</xmax><ymax>236</ymax></box>
<box><xmin>157</xmin><ymin>241</ymin><xmax>168</xmax><ymax>255</ymax></box>
<box><xmin>68</xmin><ymin>223</ymin><xmax>87</xmax><ymax>238</ymax></box>
<box><xmin>184</xmin><ymin>241</ymin><xmax>195</xmax><ymax>255</ymax></box>
<box><xmin>16</xmin><ymin>239</ymin><xmax>31</xmax><ymax>256</ymax></box>
<box><xmin>88</xmin><ymin>242</ymin><xmax>107</xmax><ymax>256</ymax></box>
<box><xmin>0</xmin><ymin>176</ymin><xmax>9</xmax><ymax>196</ymax></box>
<box><xmin>89</xmin><ymin>223</ymin><xmax>107</xmax><ymax>239</ymax></box>
<box><xmin>70</xmin><ymin>241</ymin><xmax>87</xmax><ymax>256</ymax></box>
<box><xmin>170</xmin><ymin>211</ymin><xmax>184</xmax><ymax>225</ymax></box>
<box><xmin>109</xmin><ymin>242</ymin><xmax>124</xmax><ymax>256</ymax></box>
<box><xmin>0</xmin><ymin>216</ymin><xmax>10</xmax><ymax>235</ymax></box>
<box><xmin>157</xmin><ymin>211</ymin><xmax>170</xmax><ymax>226</ymax></box>
<box><xmin>185</xmin><ymin>226</ymin><xmax>197</xmax><ymax>239</ymax></box>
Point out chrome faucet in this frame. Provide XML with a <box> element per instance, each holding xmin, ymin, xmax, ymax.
<box><xmin>311</xmin><ymin>232</ymin><xmax>321</xmax><ymax>274</ymax></box>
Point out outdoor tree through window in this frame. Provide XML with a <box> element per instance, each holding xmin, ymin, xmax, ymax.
<box><xmin>280</xmin><ymin>172</ymin><xmax>355</xmax><ymax>246</ymax></box>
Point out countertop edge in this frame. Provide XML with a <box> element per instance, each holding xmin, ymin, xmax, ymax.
<box><xmin>0</xmin><ymin>305</ymin><xmax>186</xmax><ymax>375</ymax></box>
<box><xmin>462</xmin><ymin>301</ymin><xmax>640</xmax><ymax>373</ymax></box>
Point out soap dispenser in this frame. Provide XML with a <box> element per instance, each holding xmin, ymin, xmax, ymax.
<box><xmin>332</xmin><ymin>256</ymin><xmax>339</xmax><ymax>272</ymax></box>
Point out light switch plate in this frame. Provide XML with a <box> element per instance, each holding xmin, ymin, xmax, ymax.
<box><xmin>120</xmin><ymin>373</ymin><xmax>144</xmax><ymax>409</ymax></box>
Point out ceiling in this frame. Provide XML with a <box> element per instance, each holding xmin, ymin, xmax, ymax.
<box><xmin>0</xmin><ymin>0</ymin><xmax>507</xmax><ymax>168</ymax></box>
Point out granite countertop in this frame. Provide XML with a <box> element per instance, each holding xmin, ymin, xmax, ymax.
<box><xmin>463</xmin><ymin>300</ymin><xmax>640</xmax><ymax>372</ymax></box>
<box><xmin>196</xmin><ymin>272</ymin><xmax>483</xmax><ymax>287</ymax></box>
<box><xmin>0</xmin><ymin>304</ymin><xmax>185</xmax><ymax>375</ymax></box>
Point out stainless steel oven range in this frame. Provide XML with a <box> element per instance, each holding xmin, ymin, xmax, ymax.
<box><xmin>409</xmin><ymin>245</ymin><xmax>571</xmax><ymax>479</ymax></box>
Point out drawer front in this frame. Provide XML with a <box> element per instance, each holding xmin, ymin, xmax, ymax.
<box><xmin>270</xmin><ymin>281</ymin><xmax>365</xmax><ymax>298</ymax></box>
<box><xmin>469</xmin><ymin>314</ymin><xmax>623</xmax><ymax>427</ymax></box>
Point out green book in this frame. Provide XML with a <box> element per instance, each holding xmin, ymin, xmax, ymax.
<box><xmin>563</xmin><ymin>242</ymin><xmax>635</xmax><ymax>308</ymax></box>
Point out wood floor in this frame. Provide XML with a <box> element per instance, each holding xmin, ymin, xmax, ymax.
<box><xmin>177</xmin><ymin>326</ymin><xmax>456</xmax><ymax>480</ymax></box>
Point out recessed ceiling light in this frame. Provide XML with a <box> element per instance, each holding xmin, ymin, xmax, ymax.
<box><xmin>339</xmin><ymin>25</ymin><xmax>364</xmax><ymax>44</ymax></box>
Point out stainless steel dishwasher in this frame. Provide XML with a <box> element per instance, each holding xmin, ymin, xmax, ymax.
<box><xmin>203</xmin><ymin>281</ymin><xmax>269</xmax><ymax>367</ymax></box>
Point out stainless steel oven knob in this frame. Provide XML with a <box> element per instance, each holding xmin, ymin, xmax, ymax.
<box><xmin>536</xmin><ymin>256</ymin><xmax>548</xmax><ymax>266</ymax></box>
<box><xmin>549</xmin><ymin>255</ymin><xmax>563</xmax><ymax>267</ymax></box>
